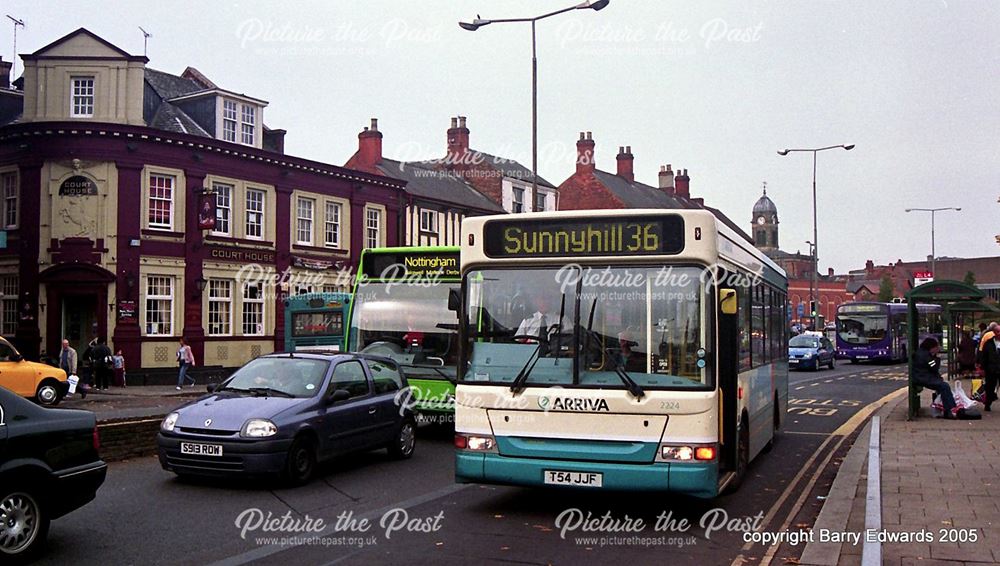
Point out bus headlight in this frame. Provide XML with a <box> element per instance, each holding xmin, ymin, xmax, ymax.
<box><xmin>455</xmin><ymin>434</ymin><xmax>496</xmax><ymax>452</ymax></box>
<box><xmin>658</xmin><ymin>444</ymin><xmax>716</xmax><ymax>462</ymax></box>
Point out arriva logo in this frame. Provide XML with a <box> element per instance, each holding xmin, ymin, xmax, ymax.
<box><xmin>539</xmin><ymin>397</ymin><xmax>610</xmax><ymax>412</ymax></box>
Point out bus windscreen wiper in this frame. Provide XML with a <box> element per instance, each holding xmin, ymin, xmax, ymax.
<box><xmin>509</xmin><ymin>344</ymin><xmax>542</xmax><ymax>394</ymax></box>
<box><xmin>613</xmin><ymin>364</ymin><xmax>645</xmax><ymax>400</ymax></box>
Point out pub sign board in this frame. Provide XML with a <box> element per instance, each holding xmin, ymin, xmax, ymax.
<box><xmin>59</xmin><ymin>175</ymin><xmax>99</xmax><ymax>196</ymax></box>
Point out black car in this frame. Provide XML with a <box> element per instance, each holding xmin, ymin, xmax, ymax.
<box><xmin>158</xmin><ymin>352</ymin><xmax>416</xmax><ymax>485</ymax></box>
<box><xmin>0</xmin><ymin>386</ymin><xmax>107</xmax><ymax>563</ymax></box>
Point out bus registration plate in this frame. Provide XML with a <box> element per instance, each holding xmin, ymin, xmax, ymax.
<box><xmin>544</xmin><ymin>470</ymin><xmax>603</xmax><ymax>487</ymax></box>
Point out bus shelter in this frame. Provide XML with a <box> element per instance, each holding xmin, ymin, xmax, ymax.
<box><xmin>906</xmin><ymin>280</ymin><xmax>989</xmax><ymax>419</ymax></box>
<box><xmin>943</xmin><ymin>300</ymin><xmax>1000</xmax><ymax>375</ymax></box>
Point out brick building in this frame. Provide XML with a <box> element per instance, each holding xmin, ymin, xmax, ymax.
<box><xmin>0</xmin><ymin>28</ymin><xmax>404</xmax><ymax>372</ymax></box>
<box><xmin>848</xmin><ymin>256</ymin><xmax>1000</xmax><ymax>302</ymax></box>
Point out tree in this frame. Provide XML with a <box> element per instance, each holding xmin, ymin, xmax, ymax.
<box><xmin>878</xmin><ymin>274</ymin><xmax>895</xmax><ymax>302</ymax></box>
<box><xmin>963</xmin><ymin>271</ymin><xmax>976</xmax><ymax>286</ymax></box>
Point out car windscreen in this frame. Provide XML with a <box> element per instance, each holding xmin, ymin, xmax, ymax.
<box><xmin>223</xmin><ymin>358</ymin><xmax>330</xmax><ymax>397</ymax></box>
<box><xmin>789</xmin><ymin>336</ymin><xmax>820</xmax><ymax>348</ymax></box>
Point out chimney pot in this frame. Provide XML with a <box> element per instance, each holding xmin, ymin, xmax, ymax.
<box><xmin>619</xmin><ymin>146</ymin><xmax>624</xmax><ymax>154</ymax></box>
<box><xmin>626</xmin><ymin>145</ymin><xmax>631</xmax><ymax>153</ymax></box>
<box><xmin>579</xmin><ymin>132</ymin><xmax>585</xmax><ymax>140</ymax></box>
<box><xmin>451</xmin><ymin>117</ymin><xmax>458</xmax><ymax>128</ymax></box>
<box><xmin>459</xmin><ymin>116</ymin><xmax>467</xmax><ymax>128</ymax></box>
<box><xmin>660</xmin><ymin>165</ymin><xmax>665</xmax><ymax>172</ymax></box>
<box><xmin>370</xmin><ymin>118</ymin><xmax>378</xmax><ymax>131</ymax></box>
<box><xmin>586</xmin><ymin>131</ymin><xmax>592</xmax><ymax>140</ymax></box>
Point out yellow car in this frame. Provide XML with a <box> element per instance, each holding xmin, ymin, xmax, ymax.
<box><xmin>0</xmin><ymin>337</ymin><xmax>68</xmax><ymax>406</ymax></box>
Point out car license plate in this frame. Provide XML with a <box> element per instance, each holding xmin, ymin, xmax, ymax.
<box><xmin>180</xmin><ymin>442</ymin><xmax>223</xmax><ymax>457</ymax></box>
<box><xmin>856</xmin><ymin>355</ymin><xmax>868</xmax><ymax>360</ymax></box>
<box><xmin>789</xmin><ymin>359</ymin><xmax>799</xmax><ymax>364</ymax></box>
<box><xmin>544</xmin><ymin>470</ymin><xmax>602</xmax><ymax>487</ymax></box>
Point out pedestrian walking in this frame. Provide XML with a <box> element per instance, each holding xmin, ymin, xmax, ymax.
<box><xmin>911</xmin><ymin>337</ymin><xmax>957</xmax><ymax>419</ymax></box>
<box><xmin>981</xmin><ymin>330</ymin><xmax>1000</xmax><ymax>412</ymax></box>
<box><xmin>176</xmin><ymin>337</ymin><xmax>196</xmax><ymax>390</ymax></box>
<box><xmin>91</xmin><ymin>338</ymin><xmax>113</xmax><ymax>391</ymax></box>
<box><xmin>58</xmin><ymin>338</ymin><xmax>84</xmax><ymax>399</ymax></box>
<box><xmin>113</xmin><ymin>349</ymin><xmax>126</xmax><ymax>387</ymax></box>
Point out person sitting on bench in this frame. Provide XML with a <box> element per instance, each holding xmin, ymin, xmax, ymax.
<box><xmin>912</xmin><ymin>337</ymin><xmax>956</xmax><ymax>419</ymax></box>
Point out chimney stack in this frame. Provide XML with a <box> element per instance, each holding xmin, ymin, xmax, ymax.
<box><xmin>576</xmin><ymin>131</ymin><xmax>596</xmax><ymax>175</ymax></box>
<box><xmin>0</xmin><ymin>57</ymin><xmax>10</xmax><ymax>89</ymax></box>
<box><xmin>658</xmin><ymin>164</ymin><xmax>675</xmax><ymax>194</ymax></box>
<box><xmin>616</xmin><ymin>145</ymin><xmax>634</xmax><ymax>182</ymax></box>
<box><xmin>356</xmin><ymin>117</ymin><xmax>383</xmax><ymax>170</ymax></box>
<box><xmin>865</xmin><ymin>259</ymin><xmax>875</xmax><ymax>273</ymax></box>
<box><xmin>675</xmin><ymin>168</ymin><xmax>690</xmax><ymax>200</ymax></box>
<box><xmin>828</xmin><ymin>267</ymin><xmax>834</xmax><ymax>277</ymax></box>
<box><xmin>447</xmin><ymin>115</ymin><xmax>470</xmax><ymax>159</ymax></box>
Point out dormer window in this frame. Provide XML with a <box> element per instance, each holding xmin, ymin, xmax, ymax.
<box><xmin>71</xmin><ymin>76</ymin><xmax>95</xmax><ymax>117</ymax></box>
<box><xmin>241</xmin><ymin>105</ymin><xmax>256</xmax><ymax>145</ymax></box>
<box><xmin>222</xmin><ymin>100</ymin><xmax>238</xmax><ymax>142</ymax></box>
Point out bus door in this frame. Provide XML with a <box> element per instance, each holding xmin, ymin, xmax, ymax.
<box><xmin>716</xmin><ymin>281</ymin><xmax>740</xmax><ymax>473</ymax></box>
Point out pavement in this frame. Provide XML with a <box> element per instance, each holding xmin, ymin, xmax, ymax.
<box><xmin>800</xmin><ymin>383</ymin><xmax>1000</xmax><ymax>566</ymax></box>
<box><xmin>61</xmin><ymin>383</ymin><xmax>205</xmax><ymax>422</ymax></box>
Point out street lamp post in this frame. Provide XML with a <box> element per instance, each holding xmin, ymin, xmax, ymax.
<box><xmin>805</xmin><ymin>240</ymin><xmax>815</xmax><ymax>325</ymax></box>
<box><xmin>904</xmin><ymin>207</ymin><xmax>961</xmax><ymax>277</ymax></box>
<box><xmin>460</xmin><ymin>1</ymin><xmax>610</xmax><ymax>211</ymax></box>
<box><xmin>778</xmin><ymin>144</ymin><xmax>854</xmax><ymax>324</ymax></box>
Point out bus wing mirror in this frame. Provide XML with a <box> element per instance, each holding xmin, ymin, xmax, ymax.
<box><xmin>720</xmin><ymin>288</ymin><xmax>738</xmax><ymax>315</ymax></box>
<box><xmin>447</xmin><ymin>288</ymin><xmax>461</xmax><ymax>312</ymax></box>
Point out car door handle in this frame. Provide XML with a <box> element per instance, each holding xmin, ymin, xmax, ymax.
<box><xmin>368</xmin><ymin>407</ymin><xmax>377</xmax><ymax>415</ymax></box>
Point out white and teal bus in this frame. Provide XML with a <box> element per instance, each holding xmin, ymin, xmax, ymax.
<box><xmin>452</xmin><ymin>210</ymin><xmax>788</xmax><ymax>497</ymax></box>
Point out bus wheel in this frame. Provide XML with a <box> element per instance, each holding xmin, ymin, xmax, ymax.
<box><xmin>727</xmin><ymin>416</ymin><xmax>751</xmax><ymax>493</ymax></box>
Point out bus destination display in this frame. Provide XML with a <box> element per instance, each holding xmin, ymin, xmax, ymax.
<box><xmin>361</xmin><ymin>251</ymin><xmax>460</xmax><ymax>279</ymax></box>
<box><xmin>483</xmin><ymin>216</ymin><xmax>685</xmax><ymax>258</ymax></box>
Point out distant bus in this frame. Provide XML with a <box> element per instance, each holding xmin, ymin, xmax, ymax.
<box><xmin>283</xmin><ymin>293</ymin><xmax>351</xmax><ymax>352</ymax></box>
<box><xmin>834</xmin><ymin>301</ymin><xmax>942</xmax><ymax>363</ymax></box>
<box><xmin>453</xmin><ymin>210</ymin><xmax>788</xmax><ymax>498</ymax></box>
<box><xmin>347</xmin><ymin>247</ymin><xmax>459</xmax><ymax>417</ymax></box>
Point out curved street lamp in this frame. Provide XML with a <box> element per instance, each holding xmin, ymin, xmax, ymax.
<box><xmin>777</xmin><ymin>144</ymin><xmax>854</xmax><ymax>323</ymax></box>
<box><xmin>459</xmin><ymin>1</ymin><xmax>610</xmax><ymax>211</ymax></box>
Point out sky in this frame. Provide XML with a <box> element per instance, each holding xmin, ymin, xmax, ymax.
<box><xmin>2</xmin><ymin>0</ymin><xmax>998</xmax><ymax>274</ymax></box>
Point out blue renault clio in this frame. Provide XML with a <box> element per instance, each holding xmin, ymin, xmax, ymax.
<box><xmin>157</xmin><ymin>352</ymin><xmax>415</xmax><ymax>485</ymax></box>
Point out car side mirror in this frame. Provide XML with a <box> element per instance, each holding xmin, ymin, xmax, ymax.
<box><xmin>447</xmin><ymin>288</ymin><xmax>461</xmax><ymax>312</ymax></box>
<box><xmin>9</xmin><ymin>353</ymin><xmax>22</xmax><ymax>362</ymax></box>
<box><xmin>719</xmin><ymin>288</ymin><xmax>737</xmax><ymax>315</ymax></box>
<box><xmin>206</xmin><ymin>383</ymin><xmax>217</xmax><ymax>393</ymax></box>
<box><xmin>329</xmin><ymin>389</ymin><xmax>351</xmax><ymax>403</ymax></box>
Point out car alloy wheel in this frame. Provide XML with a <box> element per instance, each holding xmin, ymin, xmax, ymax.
<box><xmin>36</xmin><ymin>384</ymin><xmax>59</xmax><ymax>406</ymax></box>
<box><xmin>284</xmin><ymin>437</ymin><xmax>316</xmax><ymax>486</ymax></box>
<box><xmin>0</xmin><ymin>492</ymin><xmax>41</xmax><ymax>556</ymax></box>
<box><xmin>389</xmin><ymin>421</ymin><xmax>416</xmax><ymax>460</ymax></box>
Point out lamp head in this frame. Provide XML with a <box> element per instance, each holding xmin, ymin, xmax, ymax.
<box><xmin>843</xmin><ymin>144</ymin><xmax>855</xmax><ymax>151</ymax></box>
<box><xmin>777</xmin><ymin>149</ymin><xmax>790</xmax><ymax>156</ymax></box>
<box><xmin>904</xmin><ymin>208</ymin><xmax>912</xmax><ymax>212</ymax></box>
<box><xmin>588</xmin><ymin>0</ymin><xmax>611</xmax><ymax>10</ymax></box>
<box><xmin>459</xmin><ymin>18</ymin><xmax>490</xmax><ymax>31</ymax></box>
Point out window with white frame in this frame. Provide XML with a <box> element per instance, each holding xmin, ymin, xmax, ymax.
<box><xmin>223</xmin><ymin>100</ymin><xmax>238</xmax><ymax>142</ymax></box>
<box><xmin>145</xmin><ymin>276</ymin><xmax>173</xmax><ymax>335</ymax></box>
<box><xmin>212</xmin><ymin>183</ymin><xmax>232</xmax><ymax>236</ymax></box>
<box><xmin>147</xmin><ymin>174</ymin><xmax>174</xmax><ymax>230</ymax></box>
<box><xmin>246</xmin><ymin>188</ymin><xmax>265</xmax><ymax>240</ymax></box>
<box><xmin>534</xmin><ymin>191</ymin><xmax>547</xmax><ymax>212</ymax></box>
<box><xmin>242</xmin><ymin>283</ymin><xmax>264</xmax><ymax>336</ymax></box>
<box><xmin>419</xmin><ymin>209</ymin><xmax>438</xmax><ymax>233</ymax></box>
<box><xmin>295</xmin><ymin>285</ymin><xmax>313</xmax><ymax>295</ymax></box>
<box><xmin>365</xmin><ymin>208</ymin><xmax>382</xmax><ymax>249</ymax></box>
<box><xmin>208</xmin><ymin>279</ymin><xmax>233</xmax><ymax>336</ymax></box>
<box><xmin>322</xmin><ymin>284</ymin><xmax>345</xmax><ymax>294</ymax></box>
<box><xmin>0</xmin><ymin>276</ymin><xmax>17</xmax><ymax>336</ymax></box>
<box><xmin>296</xmin><ymin>197</ymin><xmax>314</xmax><ymax>245</ymax></box>
<box><xmin>70</xmin><ymin>77</ymin><xmax>95</xmax><ymax>117</ymax></box>
<box><xmin>511</xmin><ymin>187</ymin><xmax>524</xmax><ymax>213</ymax></box>
<box><xmin>324</xmin><ymin>201</ymin><xmax>341</xmax><ymax>248</ymax></box>
<box><xmin>1</xmin><ymin>172</ymin><xmax>16</xmax><ymax>229</ymax></box>
<box><xmin>241</xmin><ymin>105</ymin><xmax>256</xmax><ymax>145</ymax></box>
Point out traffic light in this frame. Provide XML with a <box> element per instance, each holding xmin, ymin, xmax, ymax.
<box><xmin>810</xmin><ymin>300</ymin><xmax>817</xmax><ymax>316</ymax></box>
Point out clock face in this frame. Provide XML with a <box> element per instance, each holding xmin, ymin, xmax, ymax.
<box><xmin>757</xmin><ymin>216</ymin><xmax>766</xmax><ymax>225</ymax></box>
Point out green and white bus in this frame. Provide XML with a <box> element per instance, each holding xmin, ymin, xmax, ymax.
<box><xmin>348</xmin><ymin>247</ymin><xmax>460</xmax><ymax>418</ymax></box>
<box><xmin>283</xmin><ymin>292</ymin><xmax>351</xmax><ymax>352</ymax></box>
<box><xmin>453</xmin><ymin>210</ymin><xmax>788</xmax><ymax>497</ymax></box>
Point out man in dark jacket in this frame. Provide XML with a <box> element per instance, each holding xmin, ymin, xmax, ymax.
<box><xmin>912</xmin><ymin>337</ymin><xmax>956</xmax><ymax>418</ymax></box>
<box><xmin>981</xmin><ymin>332</ymin><xmax>1000</xmax><ymax>412</ymax></box>
<box><xmin>91</xmin><ymin>338</ymin><xmax>114</xmax><ymax>391</ymax></box>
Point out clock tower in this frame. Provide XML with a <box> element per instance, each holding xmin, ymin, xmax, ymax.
<box><xmin>752</xmin><ymin>182</ymin><xmax>779</xmax><ymax>251</ymax></box>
